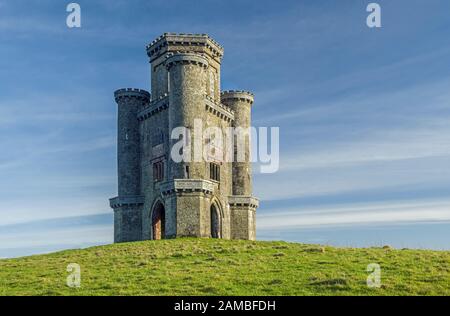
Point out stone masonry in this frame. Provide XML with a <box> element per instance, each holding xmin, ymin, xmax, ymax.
<box><xmin>110</xmin><ymin>33</ymin><xmax>259</xmax><ymax>242</ymax></box>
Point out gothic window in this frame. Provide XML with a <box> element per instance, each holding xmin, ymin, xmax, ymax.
<box><xmin>153</xmin><ymin>161</ymin><xmax>164</xmax><ymax>182</ymax></box>
<box><xmin>209</xmin><ymin>163</ymin><xmax>220</xmax><ymax>182</ymax></box>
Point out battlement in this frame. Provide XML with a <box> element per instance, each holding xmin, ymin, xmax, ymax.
<box><xmin>228</xmin><ymin>196</ymin><xmax>259</xmax><ymax>209</ymax></box>
<box><xmin>114</xmin><ymin>88</ymin><xmax>151</xmax><ymax>103</ymax></box>
<box><xmin>146</xmin><ymin>33</ymin><xmax>224</xmax><ymax>63</ymax></box>
<box><xmin>160</xmin><ymin>179</ymin><xmax>219</xmax><ymax>196</ymax></box>
<box><xmin>137</xmin><ymin>93</ymin><xmax>169</xmax><ymax>121</ymax></box>
<box><xmin>165</xmin><ymin>53</ymin><xmax>209</xmax><ymax>70</ymax></box>
<box><xmin>221</xmin><ymin>90</ymin><xmax>254</xmax><ymax>105</ymax></box>
<box><xmin>205</xmin><ymin>94</ymin><xmax>235</xmax><ymax>122</ymax></box>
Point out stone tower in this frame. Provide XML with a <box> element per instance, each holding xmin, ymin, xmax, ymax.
<box><xmin>110</xmin><ymin>33</ymin><xmax>259</xmax><ymax>242</ymax></box>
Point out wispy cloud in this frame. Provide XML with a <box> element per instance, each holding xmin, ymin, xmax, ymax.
<box><xmin>255</xmin><ymin>154</ymin><xmax>450</xmax><ymax>201</ymax></box>
<box><xmin>279</xmin><ymin>122</ymin><xmax>450</xmax><ymax>172</ymax></box>
<box><xmin>258</xmin><ymin>200</ymin><xmax>450</xmax><ymax>229</ymax></box>
<box><xmin>0</xmin><ymin>214</ymin><xmax>113</xmax><ymax>258</ymax></box>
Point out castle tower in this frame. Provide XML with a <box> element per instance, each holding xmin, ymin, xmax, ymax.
<box><xmin>111</xmin><ymin>88</ymin><xmax>150</xmax><ymax>242</ymax></box>
<box><xmin>110</xmin><ymin>33</ymin><xmax>258</xmax><ymax>242</ymax></box>
<box><xmin>222</xmin><ymin>91</ymin><xmax>258</xmax><ymax>240</ymax></box>
<box><xmin>221</xmin><ymin>91</ymin><xmax>254</xmax><ymax>196</ymax></box>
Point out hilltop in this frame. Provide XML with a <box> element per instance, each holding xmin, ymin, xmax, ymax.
<box><xmin>0</xmin><ymin>238</ymin><xmax>448</xmax><ymax>296</ymax></box>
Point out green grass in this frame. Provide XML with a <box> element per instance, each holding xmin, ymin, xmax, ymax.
<box><xmin>0</xmin><ymin>238</ymin><xmax>449</xmax><ymax>296</ymax></box>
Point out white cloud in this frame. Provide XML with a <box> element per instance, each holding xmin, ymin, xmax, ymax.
<box><xmin>0</xmin><ymin>198</ymin><xmax>112</xmax><ymax>226</ymax></box>
<box><xmin>258</xmin><ymin>200</ymin><xmax>450</xmax><ymax>229</ymax></box>
<box><xmin>0</xmin><ymin>225</ymin><xmax>112</xmax><ymax>249</ymax></box>
<box><xmin>254</xmin><ymin>153</ymin><xmax>450</xmax><ymax>201</ymax></box>
<box><xmin>279</xmin><ymin>123</ymin><xmax>450</xmax><ymax>172</ymax></box>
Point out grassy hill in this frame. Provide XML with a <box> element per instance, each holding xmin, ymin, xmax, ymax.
<box><xmin>0</xmin><ymin>238</ymin><xmax>448</xmax><ymax>296</ymax></box>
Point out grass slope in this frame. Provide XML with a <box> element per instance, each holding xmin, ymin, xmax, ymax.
<box><xmin>0</xmin><ymin>238</ymin><xmax>449</xmax><ymax>296</ymax></box>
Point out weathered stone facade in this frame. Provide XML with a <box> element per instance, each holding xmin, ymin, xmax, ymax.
<box><xmin>110</xmin><ymin>33</ymin><xmax>259</xmax><ymax>242</ymax></box>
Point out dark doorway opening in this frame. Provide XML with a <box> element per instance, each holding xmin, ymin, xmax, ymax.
<box><xmin>210</xmin><ymin>204</ymin><xmax>220</xmax><ymax>238</ymax></box>
<box><xmin>152</xmin><ymin>202</ymin><xmax>165</xmax><ymax>240</ymax></box>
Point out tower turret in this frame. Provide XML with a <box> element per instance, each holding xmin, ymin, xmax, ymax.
<box><xmin>146</xmin><ymin>33</ymin><xmax>223</xmax><ymax>102</ymax></box>
<box><xmin>221</xmin><ymin>90</ymin><xmax>258</xmax><ymax>240</ymax></box>
<box><xmin>115</xmin><ymin>88</ymin><xmax>150</xmax><ymax>196</ymax></box>
<box><xmin>221</xmin><ymin>90</ymin><xmax>254</xmax><ymax>196</ymax></box>
<box><xmin>110</xmin><ymin>88</ymin><xmax>150</xmax><ymax>243</ymax></box>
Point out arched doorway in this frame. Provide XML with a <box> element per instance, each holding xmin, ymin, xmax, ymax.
<box><xmin>210</xmin><ymin>204</ymin><xmax>221</xmax><ymax>238</ymax></box>
<box><xmin>152</xmin><ymin>202</ymin><xmax>165</xmax><ymax>240</ymax></box>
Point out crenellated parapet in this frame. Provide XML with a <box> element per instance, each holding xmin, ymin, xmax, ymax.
<box><xmin>221</xmin><ymin>90</ymin><xmax>254</xmax><ymax>105</ymax></box>
<box><xmin>137</xmin><ymin>93</ymin><xmax>169</xmax><ymax>121</ymax></box>
<box><xmin>160</xmin><ymin>179</ymin><xmax>218</xmax><ymax>196</ymax></box>
<box><xmin>165</xmin><ymin>53</ymin><xmax>209</xmax><ymax>70</ymax></box>
<box><xmin>110</xmin><ymin>196</ymin><xmax>145</xmax><ymax>208</ymax></box>
<box><xmin>228</xmin><ymin>196</ymin><xmax>259</xmax><ymax>209</ymax></box>
<box><xmin>114</xmin><ymin>88</ymin><xmax>151</xmax><ymax>103</ymax></box>
<box><xmin>205</xmin><ymin>94</ymin><xmax>234</xmax><ymax>122</ymax></box>
<box><xmin>147</xmin><ymin>33</ymin><xmax>224</xmax><ymax>63</ymax></box>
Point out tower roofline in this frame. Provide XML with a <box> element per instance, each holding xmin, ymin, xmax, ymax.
<box><xmin>146</xmin><ymin>33</ymin><xmax>224</xmax><ymax>62</ymax></box>
<box><xmin>114</xmin><ymin>88</ymin><xmax>151</xmax><ymax>102</ymax></box>
<box><xmin>165</xmin><ymin>52</ymin><xmax>209</xmax><ymax>70</ymax></box>
<box><xmin>221</xmin><ymin>90</ymin><xmax>254</xmax><ymax>105</ymax></box>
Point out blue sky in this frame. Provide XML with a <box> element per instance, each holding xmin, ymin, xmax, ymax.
<box><xmin>1</xmin><ymin>0</ymin><xmax>450</xmax><ymax>258</ymax></box>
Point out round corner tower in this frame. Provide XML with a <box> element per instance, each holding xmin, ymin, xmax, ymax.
<box><xmin>221</xmin><ymin>90</ymin><xmax>255</xmax><ymax>196</ymax></box>
<box><xmin>110</xmin><ymin>88</ymin><xmax>150</xmax><ymax>243</ymax></box>
<box><xmin>221</xmin><ymin>90</ymin><xmax>258</xmax><ymax>240</ymax></box>
<box><xmin>115</xmin><ymin>88</ymin><xmax>150</xmax><ymax>196</ymax></box>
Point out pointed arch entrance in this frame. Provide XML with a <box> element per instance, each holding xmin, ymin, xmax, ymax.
<box><xmin>210</xmin><ymin>202</ymin><xmax>221</xmax><ymax>239</ymax></box>
<box><xmin>151</xmin><ymin>201</ymin><xmax>165</xmax><ymax>240</ymax></box>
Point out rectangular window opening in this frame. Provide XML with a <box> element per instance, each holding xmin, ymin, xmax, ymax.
<box><xmin>153</xmin><ymin>161</ymin><xmax>164</xmax><ymax>182</ymax></box>
<box><xmin>210</xmin><ymin>163</ymin><xmax>220</xmax><ymax>182</ymax></box>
